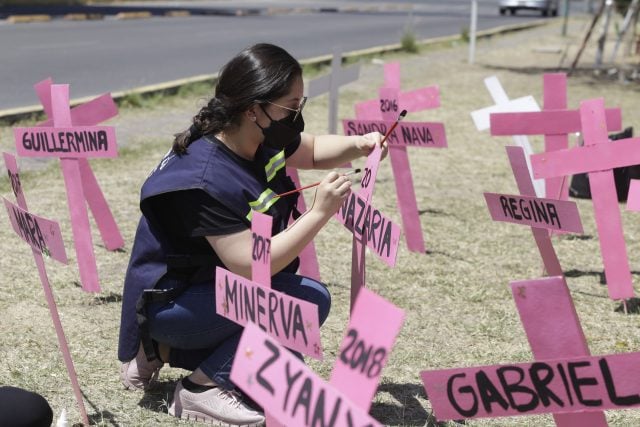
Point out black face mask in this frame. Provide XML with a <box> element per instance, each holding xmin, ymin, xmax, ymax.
<box><xmin>257</xmin><ymin>105</ymin><xmax>305</xmax><ymax>151</ymax></box>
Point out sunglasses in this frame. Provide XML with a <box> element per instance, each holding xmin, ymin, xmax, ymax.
<box><xmin>264</xmin><ymin>96</ymin><xmax>307</xmax><ymax>122</ymax></box>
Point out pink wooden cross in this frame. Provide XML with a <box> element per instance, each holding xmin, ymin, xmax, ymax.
<box><xmin>484</xmin><ymin>146</ymin><xmax>584</xmax><ymax>277</ymax></box>
<box><xmin>12</xmin><ymin>78</ymin><xmax>124</xmax><ymax>292</ymax></box>
<box><xmin>222</xmin><ymin>212</ymin><xmax>400</xmax><ymax>426</ymax></box>
<box><xmin>231</xmin><ymin>286</ymin><xmax>404</xmax><ymax>426</ymax></box>
<box><xmin>422</xmin><ymin>276</ymin><xmax>616</xmax><ymax>424</ymax></box>
<box><xmin>511</xmin><ymin>276</ymin><xmax>608</xmax><ymax>426</ymax></box>
<box><xmin>285</xmin><ymin>166</ymin><xmax>321</xmax><ymax>281</ymax></box>
<box><xmin>215</xmin><ymin>210</ymin><xmax>323</xmax><ymax>359</ymax></box>
<box><xmin>491</xmin><ymin>73</ymin><xmax>622</xmax><ymax>201</ymax></box>
<box><xmin>352</xmin><ymin>61</ymin><xmax>444</xmax><ymax>254</ymax></box>
<box><xmin>3</xmin><ymin>152</ymin><xmax>89</xmax><ymax>425</ymax></box>
<box><xmin>626</xmin><ymin>179</ymin><xmax>640</xmax><ymax>212</ymax></box>
<box><xmin>530</xmin><ymin>98</ymin><xmax>640</xmax><ymax>300</ymax></box>
<box><xmin>332</xmin><ymin>143</ymin><xmax>402</xmax><ymax>309</ymax></box>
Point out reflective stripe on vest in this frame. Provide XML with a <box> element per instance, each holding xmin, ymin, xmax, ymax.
<box><xmin>246</xmin><ymin>188</ymin><xmax>278</xmax><ymax>221</ymax></box>
<box><xmin>264</xmin><ymin>150</ymin><xmax>285</xmax><ymax>182</ymax></box>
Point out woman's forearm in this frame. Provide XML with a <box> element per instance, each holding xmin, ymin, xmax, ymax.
<box><xmin>311</xmin><ymin>134</ymin><xmax>366</xmax><ymax>169</ymax></box>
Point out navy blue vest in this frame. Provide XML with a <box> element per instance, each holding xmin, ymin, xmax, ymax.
<box><xmin>118</xmin><ymin>136</ymin><xmax>299</xmax><ymax>361</ymax></box>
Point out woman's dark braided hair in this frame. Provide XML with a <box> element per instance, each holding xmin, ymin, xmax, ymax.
<box><xmin>173</xmin><ymin>43</ymin><xmax>302</xmax><ymax>154</ymax></box>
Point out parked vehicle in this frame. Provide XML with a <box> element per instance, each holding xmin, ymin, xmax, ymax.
<box><xmin>498</xmin><ymin>0</ymin><xmax>559</xmax><ymax>16</ymax></box>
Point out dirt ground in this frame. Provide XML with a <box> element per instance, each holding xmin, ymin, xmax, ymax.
<box><xmin>1</xmin><ymin>14</ymin><xmax>640</xmax><ymax>427</ymax></box>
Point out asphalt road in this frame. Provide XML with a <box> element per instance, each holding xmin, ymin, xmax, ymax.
<box><xmin>0</xmin><ymin>0</ymin><xmax>573</xmax><ymax>111</ymax></box>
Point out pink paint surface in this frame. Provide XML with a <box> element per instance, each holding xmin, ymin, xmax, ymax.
<box><xmin>250</xmin><ymin>211</ymin><xmax>273</xmax><ymax>286</ymax></box>
<box><xmin>14</xmin><ymin>126</ymin><xmax>117</xmax><ymax>158</ymax></box>
<box><xmin>399</xmin><ymin>86</ymin><xmax>441</xmax><ymax>111</ymax></box>
<box><xmin>531</xmin><ymin>99</ymin><xmax>634</xmax><ymax>299</ymax></box>
<box><xmin>330</xmin><ymin>287</ymin><xmax>405</xmax><ymax>411</ymax></box>
<box><xmin>46</xmin><ymin>85</ymin><xmax>101</xmax><ymax>292</ymax></box>
<box><xmin>2</xmin><ymin>151</ymin><xmax>89</xmax><ymax>424</ymax></box>
<box><xmin>343</xmin><ymin>119</ymin><xmax>447</xmax><ymax>148</ymax></box>
<box><xmin>384</xmin><ymin>61</ymin><xmax>401</xmax><ymax>88</ymax></box>
<box><xmin>506</xmin><ymin>146</ymin><xmax>563</xmax><ymax>276</ymax></box>
<box><xmin>285</xmin><ymin>167</ymin><xmax>321</xmax><ymax>281</ymax></box>
<box><xmin>215</xmin><ymin>267</ymin><xmax>322</xmax><ymax>360</ymax></box>
<box><xmin>29</xmin><ymin>79</ymin><xmax>125</xmax><ymax>292</ymax></box>
<box><xmin>531</xmin><ymin>137</ymin><xmax>640</xmax><ymax>179</ymax></box>
<box><xmin>3</xmin><ymin>197</ymin><xmax>68</xmax><ymax>264</ymax></box>
<box><xmin>32</xmin><ymin>252</ymin><xmax>90</xmax><ymax>426</ymax></box>
<box><xmin>39</xmin><ymin>93</ymin><xmax>118</xmax><ymax>127</ymax></box>
<box><xmin>78</xmin><ymin>158</ymin><xmax>124</xmax><ymax>250</ymax></box>
<box><xmin>380</xmin><ymin>86</ymin><xmax>426</xmax><ymax>253</ymax></box>
<box><xmin>626</xmin><ymin>180</ymin><xmax>640</xmax><ymax>211</ymax></box>
<box><xmin>589</xmin><ymin>169</ymin><xmax>633</xmax><ymax>299</ymax></box>
<box><xmin>349</xmin><ymin>143</ymin><xmax>384</xmax><ymax>308</ymax></box>
<box><xmin>510</xmin><ymin>276</ymin><xmax>608</xmax><ymax>426</ymax></box>
<box><xmin>35</xmin><ymin>78</ymin><xmax>118</xmax><ymax>126</ymax></box>
<box><xmin>543</xmin><ymin>73</ymin><xmax>569</xmax><ymax>201</ymax></box>
<box><xmin>358</xmin><ymin>141</ymin><xmax>383</xmax><ymax>203</ymax></box>
<box><xmin>35</xmin><ymin>82</ymin><xmax>123</xmax><ymax>254</ymax></box>
<box><xmin>231</xmin><ymin>322</ymin><xmax>381</xmax><ymax>427</ymax></box>
<box><xmin>490</xmin><ymin>108</ymin><xmax>622</xmax><ymax>136</ymax></box>
<box><xmin>484</xmin><ymin>192</ymin><xmax>583</xmax><ymax>233</ymax></box>
<box><xmin>355</xmin><ymin>87</ymin><xmax>441</xmax><ymax>118</ymax></box>
<box><xmin>61</xmin><ymin>159</ymin><xmax>101</xmax><ymax>292</ymax></box>
<box><xmin>4</xmin><ymin>152</ymin><xmax>27</xmax><ymax>208</ymax></box>
<box><xmin>334</xmin><ymin>190</ymin><xmax>401</xmax><ymax>267</ymax></box>
<box><xmin>421</xmin><ymin>351</ymin><xmax>640</xmax><ymax>421</ymax></box>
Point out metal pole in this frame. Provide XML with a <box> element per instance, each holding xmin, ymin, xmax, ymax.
<box><xmin>562</xmin><ymin>0</ymin><xmax>570</xmax><ymax>36</ymax></box>
<box><xmin>469</xmin><ymin>0</ymin><xmax>478</xmax><ymax>64</ymax></box>
<box><xmin>595</xmin><ymin>0</ymin><xmax>614</xmax><ymax>67</ymax></box>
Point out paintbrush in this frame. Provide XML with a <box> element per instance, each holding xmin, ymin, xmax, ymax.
<box><xmin>275</xmin><ymin>169</ymin><xmax>361</xmax><ymax>198</ymax></box>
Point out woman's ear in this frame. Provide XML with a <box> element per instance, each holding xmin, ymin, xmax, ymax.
<box><xmin>245</xmin><ymin>105</ymin><xmax>259</xmax><ymax>122</ymax></box>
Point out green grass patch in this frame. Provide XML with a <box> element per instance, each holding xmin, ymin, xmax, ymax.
<box><xmin>1</xmin><ymin>17</ymin><xmax>640</xmax><ymax>426</ymax></box>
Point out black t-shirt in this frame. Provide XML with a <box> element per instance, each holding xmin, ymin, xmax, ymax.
<box><xmin>146</xmin><ymin>136</ymin><xmax>302</xmax><ymax>268</ymax></box>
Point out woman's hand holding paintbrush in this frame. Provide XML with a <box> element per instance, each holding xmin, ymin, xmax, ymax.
<box><xmin>276</xmin><ymin>109</ymin><xmax>407</xmax><ymax>199</ymax></box>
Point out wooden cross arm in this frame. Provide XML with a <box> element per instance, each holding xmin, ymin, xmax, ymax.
<box><xmin>531</xmin><ymin>137</ymin><xmax>640</xmax><ymax>179</ymax></box>
<box><xmin>491</xmin><ymin>108</ymin><xmax>622</xmax><ymax>136</ymax></box>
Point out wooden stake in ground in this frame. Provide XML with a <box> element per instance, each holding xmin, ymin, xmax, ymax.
<box><xmin>531</xmin><ymin>98</ymin><xmax>640</xmax><ymax>300</ymax></box>
<box><xmin>2</xmin><ymin>152</ymin><xmax>89</xmax><ymax>426</ymax></box>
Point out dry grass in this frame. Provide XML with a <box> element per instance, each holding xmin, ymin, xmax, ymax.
<box><xmin>1</xmin><ymin>16</ymin><xmax>640</xmax><ymax>427</ymax></box>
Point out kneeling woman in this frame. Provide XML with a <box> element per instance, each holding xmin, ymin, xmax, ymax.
<box><xmin>117</xmin><ymin>43</ymin><xmax>385</xmax><ymax>425</ymax></box>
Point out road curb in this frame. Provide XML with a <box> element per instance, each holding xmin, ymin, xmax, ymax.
<box><xmin>0</xmin><ymin>19</ymin><xmax>552</xmax><ymax>123</ymax></box>
<box><xmin>7</xmin><ymin>14</ymin><xmax>51</xmax><ymax>23</ymax></box>
<box><xmin>115</xmin><ymin>11</ymin><xmax>152</xmax><ymax>20</ymax></box>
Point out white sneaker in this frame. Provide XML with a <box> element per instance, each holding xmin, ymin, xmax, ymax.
<box><xmin>120</xmin><ymin>345</ymin><xmax>163</xmax><ymax>391</ymax></box>
<box><xmin>168</xmin><ymin>381</ymin><xmax>265</xmax><ymax>426</ymax></box>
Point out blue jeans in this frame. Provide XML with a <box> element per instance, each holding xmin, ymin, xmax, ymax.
<box><xmin>146</xmin><ymin>272</ymin><xmax>331</xmax><ymax>390</ymax></box>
